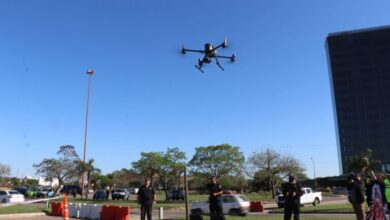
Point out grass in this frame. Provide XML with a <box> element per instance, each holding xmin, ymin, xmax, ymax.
<box><xmin>0</xmin><ymin>203</ymin><xmax>48</xmax><ymax>215</ymax></box>
<box><xmin>270</xmin><ymin>202</ymin><xmax>369</xmax><ymax>213</ymax></box>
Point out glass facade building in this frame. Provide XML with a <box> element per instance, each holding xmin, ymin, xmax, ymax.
<box><xmin>327</xmin><ymin>26</ymin><xmax>390</xmax><ymax>174</ymax></box>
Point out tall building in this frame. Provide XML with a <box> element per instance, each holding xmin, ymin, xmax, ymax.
<box><xmin>326</xmin><ymin>26</ymin><xmax>390</xmax><ymax>174</ymax></box>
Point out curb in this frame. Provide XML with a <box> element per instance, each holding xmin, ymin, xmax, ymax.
<box><xmin>0</xmin><ymin>212</ymin><xmax>46</xmax><ymax>219</ymax></box>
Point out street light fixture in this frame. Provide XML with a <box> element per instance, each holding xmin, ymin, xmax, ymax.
<box><xmin>310</xmin><ymin>157</ymin><xmax>317</xmax><ymax>191</ymax></box>
<box><xmin>81</xmin><ymin>69</ymin><xmax>95</xmax><ymax>197</ymax></box>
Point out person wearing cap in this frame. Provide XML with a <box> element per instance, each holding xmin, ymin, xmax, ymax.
<box><xmin>347</xmin><ymin>173</ymin><xmax>365</xmax><ymax>220</ymax></box>
<box><xmin>137</xmin><ymin>177</ymin><xmax>156</xmax><ymax>220</ymax></box>
<box><xmin>282</xmin><ymin>175</ymin><xmax>302</xmax><ymax>220</ymax></box>
<box><xmin>206</xmin><ymin>176</ymin><xmax>224</xmax><ymax>219</ymax></box>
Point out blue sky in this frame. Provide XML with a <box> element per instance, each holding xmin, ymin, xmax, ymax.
<box><xmin>1</xmin><ymin>0</ymin><xmax>390</xmax><ymax>178</ymax></box>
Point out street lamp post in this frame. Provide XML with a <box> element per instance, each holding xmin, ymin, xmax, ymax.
<box><xmin>81</xmin><ymin>70</ymin><xmax>95</xmax><ymax>197</ymax></box>
<box><xmin>310</xmin><ymin>157</ymin><xmax>317</xmax><ymax>191</ymax></box>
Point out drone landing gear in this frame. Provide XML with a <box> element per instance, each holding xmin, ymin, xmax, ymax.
<box><xmin>194</xmin><ymin>65</ymin><xmax>204</xmax><ymax>73</ymax></box>
<box><xmin>215</xmin><ymin>57</ymin><xmax>224</xmax><ymax>71</ymax></box>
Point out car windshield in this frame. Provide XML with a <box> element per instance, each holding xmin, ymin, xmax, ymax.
<box><xmin>9</xmin><ymin>191</ymin><xmax>21</xmax><ymax>194</ymax></box>
<box><xmin>238</xmin><ymin>195</ymin><xmax>249</xmax><ymax>202</ymax></box>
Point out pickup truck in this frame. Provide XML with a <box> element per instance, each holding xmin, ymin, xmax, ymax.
<box><xmin>276</xmin><ymin>187</ymin><xmax>322</xmax><ymax>208</ymax></box>
<box><xmin>191</xmin><ymin>194</ymin><xmax>250</xmax><ymax>216</ymax></box>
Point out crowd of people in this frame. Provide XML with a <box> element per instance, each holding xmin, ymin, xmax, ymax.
<box><xmin>347</xmin><ymin>172</ymin><xmax>390</xmax><ymax>220</ymax></box>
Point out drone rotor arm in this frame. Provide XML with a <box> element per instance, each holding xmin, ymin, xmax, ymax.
<box><xmin>183</xmin><ymin>49</ymin><xmax>204</xmax><ymax>54</ymax></box>
<box><xmin>216</xmin><ymin>55</ymin><xmax>232</xmax><ymax>59</ymax></box>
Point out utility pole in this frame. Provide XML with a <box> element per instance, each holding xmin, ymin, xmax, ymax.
<box><xmin>184</xmin><ymin>167</ymin><xmax>189</xmax><ymax>220</ymax></box>
<box><xmin>310</xmin><ymin>157</ymin><xmax>317</xmax><ymax>191</ymax></box>
<box><xmin>81</xmin><ymin>70</ymin><xmax>95</xmax><ymax>197</ymax></box>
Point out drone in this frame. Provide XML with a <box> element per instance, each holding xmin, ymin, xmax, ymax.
<box><xmin>181</xmin><ymin>38</ymin><xmax>236</xmax><ymax>73</ymax></box>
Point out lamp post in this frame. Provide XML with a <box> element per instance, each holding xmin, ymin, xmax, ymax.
<box><xmin>310</xmin><ymin>157</ymin><xmax>317</xmax><ymax>191</ymax></box>
<box><xmin>81</xmin><ymin>70</ymin><xmax>95</xmax><ymax>197</ymax></box>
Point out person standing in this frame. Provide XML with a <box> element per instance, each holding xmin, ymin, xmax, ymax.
<box><xmin>206</xmin><ymin>176</ymin><xmax>224</xmax><ymax>220</ymax></box>
<box><xmin>137</xmin><ymin>177</ymin><xmax>156</xmax><ymax>220</ymax></box>
<box><xmin>282</xmin><ymin>175</ymin><xmax>302</xmax><ymax>220</ymax></box>
<box><xmin>347</xmin><ymin>173</ymin><xmax>365</xmax><ymax>220</ymax></box>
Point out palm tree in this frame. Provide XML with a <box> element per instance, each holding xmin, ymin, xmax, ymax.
<box><xmin>87</xmin><ymin>159</ymin><xmax>101</xmax><ymax>189</ymax></box>
<box><xmin>79</xmin><ymin>159</ymin><xmax>101</xmax><ymax>192</ymax></box>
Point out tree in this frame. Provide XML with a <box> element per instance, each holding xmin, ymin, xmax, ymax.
<box><xmin>132</xmin><ymin>148</ymin><xmax>187</xmax><ymax>200</ymax></box>
<box><xmin>247</xmin><ymin>148</ymin><xmax>307</xmax><ymax>198</ymax></box>
<box><xmin>0</xmin><ymin>163</ymin><xmax>11</xmax><ymax>177</ymax></box>
<box><xmin>132</xmin><ymin>152</ymin><xmax>165</xmax><ymax>184</ymax></box>
<box><xmin>159</xmin><ymin>147</ymin><xmax>187</xmax><ymax>200</ymax></box>
<box><xmin>189</xmin><ymin>144</ymin><xmax>245</xmax><ymax>178</ymax></box>
<box><xmin>346</xmin><ymin>148</ymin><xmax>381</xmax><ymax>173</ymax></box>
<box><xmin>33</xmin><ymin>145</ymin><xmax>81</xmax><ymax>192</ymax></box>
<box><xmin>111</xmin><ymin>168</ymin><xmax>141</xmax><ymax>188</ymax></box>
<box><xmin>77</xmin><ymin>159</ymin><xmax>101</xmax><ymax>190</ymax></box>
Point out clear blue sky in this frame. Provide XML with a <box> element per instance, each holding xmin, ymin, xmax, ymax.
<box><xmin>1</xmin><ymin>0</ymin><xmax>390</xmax><ymax>179</ymax></box>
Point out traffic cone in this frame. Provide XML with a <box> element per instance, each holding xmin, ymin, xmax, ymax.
<box><xmin>63</xmin><ymin>193</ymin><xmax>69</xmax><ymax>220</ymax></box>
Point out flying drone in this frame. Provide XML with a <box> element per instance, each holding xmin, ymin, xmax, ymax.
<box><xmin>181</xmin><ymin>38</ymin><xmax>236</xmax><ymax>73</ymax></box>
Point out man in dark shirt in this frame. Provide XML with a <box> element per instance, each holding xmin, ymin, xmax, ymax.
<box><xmin>137</xmin><ymin>177</ymin><xmax>156</xmax><ymax>220</ymax></box>
<box><xmin>206</xmin><ymin>176</ymin><xmax>224</xmax><ymax>219</ymax></box>
<box><xmin>282</xmin><ymin>175</ymin><xmax>302</xmax><ymax>220</ymax></box>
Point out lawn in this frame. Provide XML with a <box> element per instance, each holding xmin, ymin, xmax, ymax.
<box><xmin>0</xmin><ymin>203</ymin><xmax>48</xmax><ymax>215</ymax></box>
<box><xmin>270</xmin><ymin>202</ymin><xmax>368</xmax><ymax>213</ymax></box>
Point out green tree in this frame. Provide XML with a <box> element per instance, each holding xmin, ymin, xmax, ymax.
<box><xmin>132</xmin><ymin>152</ymin><xmax>165</xmax><ymax>184</ymax></box>
<box><xmin>188</xmin><ymin>144</ymin><xmax>245</xmax><ymax>178</ymax></box>
<box><xmin>159</xmin><ymin>147</ymin><xmax>186</xmax><ymax>200</ymax></box>
<box><xmin>346</xmin><ymin>148</ymin><xmax>381</xmax><ymax>173</ymax></box>
<box><xmin>94</xmin><ymin>174</ymin><xmax>112</xmax><ymax>189</ymax></box>
<box><xmin>77</xmin><ymin>159</ymin><xmax>101</xmax><ymax>190</ymax></box>
<box><xmin>247</xmin><ymin>148</ymin><xmax>307</xmax><ymax>198</ymax></box>
<box><xmin>33</xmin><ymin>145</ymin><xmax>80</xmax><ymax>192</ymax></box>
<box><xmin>111</xmin><ymin>168</ymin><xmax>141</xmax><ymax>188</ymax></box>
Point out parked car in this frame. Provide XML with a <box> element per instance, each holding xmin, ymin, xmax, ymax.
<box><xmin>0</xmin><ymin>190</ymin><xmax>25</xmax><ymax>203</ymax></box>
<box><xmin>13</xmin><ymin>187</ymin><xmax>37</xmax><ymax>198</ymax></box>
<box><xmin>60</xmin><ymin>185</ymin><xmax>82</xmax><ymax>196</ymax></box>
<box><xmin>36</xmin><ymin>188</ymin><xmax>54</xmax><ymax>198</ymax></box>
<box><xmin>112</xmin><ymin>189</ymin><xmax>129</xmax><ymax>200</ymax></box>
<box><xmin>191</xmin><ymin>194</ymin><xmax>250</xmax><ymax>216</ymax></box>
<box><xmin>333</xmin><ymin>187</ymin><xmax>348</xmax><ymax>195</ymax></box>
<box><xmin>128</xmin><ymin>188</ymin><xmax>139</xmax><ymax>194</ymax></box>
<box><xmin>167</xmin><ymin>190</ymin><xmax>185</xmax><ymax>201</ymax></box>
<box><xmin>84</xmin><ymin>188</ymin><xmax>94</xmax><ymax>194</ymax></box>
<box><xmin>276</xmin><ymin>187</ymin><xmax>322</xmax><ymax>208</ymax></box>
<box><xmin>93</xmin><ymin>190</ymin><xmax>107</xmax><ymax>200</ymax></box>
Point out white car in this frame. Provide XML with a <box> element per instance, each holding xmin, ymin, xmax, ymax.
<box><xmin>191</xmin><ymin>194</ymin><xmax>250</xmax><ymax>216</ymax></box>
<box><xmin>276</xmin><ymin>187</ymin><xmax>322</xmax><ymax>208</ymax></box>
<box><xmin>0</xmin><ymin>190</ymin><xmax>25</xmax><ymax>203</ymax></box>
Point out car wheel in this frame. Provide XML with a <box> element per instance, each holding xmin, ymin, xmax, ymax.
<box><xmin>229</xmin><ymin>209</ymin><xmax>241</xmax><ymax>216</ymax></box>
<box><xmin>313</xmin><ymin>198</ymin><xmax>320</xmax><ymax>206</ymax></box>
<box><xmin>1</xmin><ymin>199</ymin><xmax>6</xmax><ymax>203</ymax></box>
<box><xmin>192</xmin><ymin>209</ymin><xmax>202</xmax><ymax>216</ymax></box>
